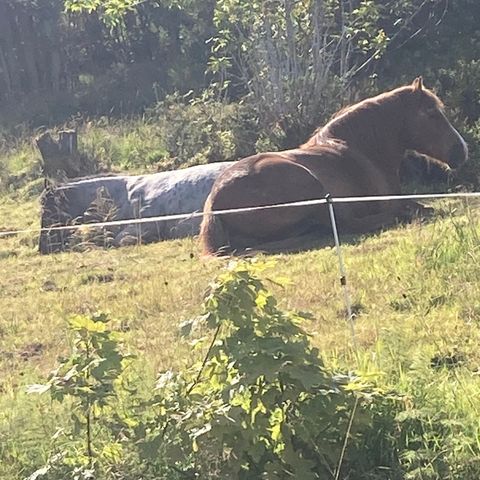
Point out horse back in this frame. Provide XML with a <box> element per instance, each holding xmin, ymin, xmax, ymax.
<box><xmin>291</xmin><ymin>145</ymin><xmax>398</xmax><ymax>196</ymax></box>
<box><xmin>126</xmin><ymin>162</ymin><xmax>235</xmax><ymax>214</ymax></box>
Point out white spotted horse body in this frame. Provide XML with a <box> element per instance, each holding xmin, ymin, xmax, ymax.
<box><xmin>39</xmin><ymin>162</ymin><xmax>234</xmax><ymax>253</ymax></box>
<box><xmin>119</xmin><ymin>162</ymin><xmax>235</xmax><ymax>243</ymax></box>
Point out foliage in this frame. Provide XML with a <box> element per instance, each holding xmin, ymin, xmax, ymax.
<box><xmin>64</xmin><ymin>0</ymin><xmax>199</xmax><ymax>26</ymax></box>
<box><xmin>139</xmin><ymin>260</ymin><xmax>402</xmax><ymax>479</ymax></box>
<box><xmin>77</xmin><ymin>93</ymin><xmax>258</xmax><ymax>172</ymax></box>
<box><xmin>0</xmin><ymin>0</ymin><xmax>215</xmax><ymax>126</ymax></box>
<box><xmin>209</xmin><ymin>0</ymin><xmax>447</xmax><ymax>146</ymax></box>
<box><xmin>3</xmin><ymin>0</ymin><xmax>473</xmax><ymax>142</ymax></box>
<box><xmin>65</xmin><ymin>0</ymin><xmax>143</xmax><ymax>26</ymax></box>
<box><xmin>27</xmin><ymin>312</ymin><xmax>134</xmax><ymax>479</ymax></box>
<box><xmin>146</xmin><ymin>91</ymin><xmax>259</xmax><ymax>168</ymax></box>
<box><xmin>435</xmin><ymin>60</ymin><xmax>480</xmax><ymax>187</ymax></box>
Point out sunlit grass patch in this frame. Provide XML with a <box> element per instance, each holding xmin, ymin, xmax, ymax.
<box><xmin>1</xmin><ymin>197</ymin><xmax>480</xmax><ymax>478</ymax></box>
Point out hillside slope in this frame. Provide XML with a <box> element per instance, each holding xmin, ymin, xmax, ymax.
<box><xmin>0</xmin><ymin>196</ymin><xmax>479</xmax><ymax>478</ymax></box>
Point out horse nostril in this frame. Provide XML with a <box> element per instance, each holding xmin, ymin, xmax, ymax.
<box><xmin>449</xmin><ymin>142</ymin><xmax>467</xmax><ymax>168</ymax></box>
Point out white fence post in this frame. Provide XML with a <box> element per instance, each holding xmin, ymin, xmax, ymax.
<box><xmin>325</xmin><ymin>194</ymin><xmax>357</xmax><ymax>349</ymax></box>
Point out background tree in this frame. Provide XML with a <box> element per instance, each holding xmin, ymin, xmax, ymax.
<box><xmin>0</xmin><ymin>0</ymin><xmax>479</xmax><ymax>181</ymax></box>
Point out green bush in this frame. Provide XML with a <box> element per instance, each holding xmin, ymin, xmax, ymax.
<box><xmin>141</xmin><ymin>260</ymin><xmax>403</xmax><ymax>479</ymax></box>
<box><xmin>76</xmin><ymin>92</ymin><xmax>260</xmax><ymax>172</ymax></box>
<box><xmin>27</xmin><ymin>313</ymin><xmax>136</xmax><ymax>479</ymax></box>
<box><xmin>147</xmin><ymin>90</ymin><xmax>260</xmax><ymax>169</ymax></box>
<box><xmin>24</xmin><ymin>262</ymin><xmax>406</xmax><ymax>480</ymax></box>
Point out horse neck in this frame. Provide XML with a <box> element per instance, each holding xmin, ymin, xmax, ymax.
<box><xmin>309</xmin><ymin>97</ymin><xmax>406</xmax><ymax>176</ymax></box>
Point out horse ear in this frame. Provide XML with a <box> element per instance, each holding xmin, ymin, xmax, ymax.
<box><xmin>412</xmin><ymin>76</ymin><xmax>424</xmax><ymax>91</ymax></box>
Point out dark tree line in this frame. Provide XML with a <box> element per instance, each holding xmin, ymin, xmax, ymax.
<box><xmin>0</xmin><ymin>0</ymin><xmax>215</xmax><ymax>123</ymax></box>
<box><xmin>0</xmin><ymin>1</ymin><xmax>66</xmax><ymax>101</ymax></box>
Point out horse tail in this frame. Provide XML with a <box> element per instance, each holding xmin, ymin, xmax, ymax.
<box><xmin>199</xmin><ymin>193</ymin><xmax>229</xmax><ymax>256</ymax></box>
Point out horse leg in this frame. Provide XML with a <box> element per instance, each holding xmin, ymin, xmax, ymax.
<box><xmin>375</xmin><ymin>199</ymin><xmax>433</xmax><ymax>224</ymax></box>
<box><xmin>214</xmin><ymin>218</ymin><xmax>328</xmax><ymax>256</ymax></box>
<box><xmin>240</xmin><ymin>230</ymin><xmax>331</xmax><ymax>256</ymax></box>
<box><xmin>337</xmin><ymin>209</ymin><xmax>400</xmax><ymax>234</ymax></box>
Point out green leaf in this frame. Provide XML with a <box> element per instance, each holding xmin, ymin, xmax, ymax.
<box><xmin>69</xmin><ymin>315</ymin><xmax>107</xmax><ymax>333</ymax></box>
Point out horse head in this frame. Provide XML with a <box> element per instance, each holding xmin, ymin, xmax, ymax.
<box><xmin>404</xmin><ymin>77</ymin><xmax>468</xmax><ymax>170</ymax></box>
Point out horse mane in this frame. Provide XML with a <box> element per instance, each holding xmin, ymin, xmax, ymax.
<box><xmin>302</xmin><ymin>104</ymin><xmax>353</xmax><ymax>148</ymax></box>
<box><xmin>300</xmin><ymin>84</ymin><xmax>444</xmax><ymax>150</ymax></box>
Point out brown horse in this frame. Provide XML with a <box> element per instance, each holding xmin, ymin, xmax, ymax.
<box><xmin>200</xmin><ymin>78</ymin><xmax>468</xmax><ymax>255</ymax></box>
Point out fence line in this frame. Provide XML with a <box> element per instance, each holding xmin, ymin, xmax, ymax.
<box><xmin>2</xmin><ymin>190</ymin><xmax>479</xmax><ymax>349</ymax></box>
<box><xmin>1</xmin><ymin>191</ymin><xmax>479</xmax><ymax>239</ymax></box>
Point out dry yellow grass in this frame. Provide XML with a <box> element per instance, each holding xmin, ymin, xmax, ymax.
<box><xmin>1</xmin><ymin>195</ymin><xmax>480</xmax><ymax>478</ymax></box>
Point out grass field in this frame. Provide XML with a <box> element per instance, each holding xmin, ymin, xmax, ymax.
<box><xmin>1</xmin><ymin>192</ymin><xmax>480</xmax><ymax>478</ymax></box>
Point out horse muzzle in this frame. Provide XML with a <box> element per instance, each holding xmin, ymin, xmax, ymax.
<box><xmin>448</xmin><ymin>141</ymin><xmax>468</xmax><ymax>169</ymax></box>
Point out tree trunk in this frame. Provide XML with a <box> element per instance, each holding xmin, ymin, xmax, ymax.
<box><xmin>0</xmin><ymin>43</ymin><xmax>12</xmax><ymax>97</ymax></box>
<box><xmin>36</xmin><ymin>130</ymin><xmax>97</xmax><ymax>180</ymax></box>
<box><xmin>17</xmin><ymin>9</ymin><xmax>41</xmax><ymax>93</ymax></box>
<box><xmin>0</xmin><ymin>2</ymin><xmax>20</xmax><ymax>101</ymax></box>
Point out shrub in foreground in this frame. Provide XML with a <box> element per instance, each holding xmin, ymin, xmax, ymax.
<box><xmin>28</xmin><ymin>261</ymin><xmax>404</xmax><ymax>479</ymax></box>
<box><xmin>140</xmin><ymin>260</ymin><xmax>403</xmax><ymax>479</ymax></box>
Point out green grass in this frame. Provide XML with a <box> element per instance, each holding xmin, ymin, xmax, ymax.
<box><xmin>0</xmin><ymin>96</ymin><xmax>255</xmax><ymax>191</ymax></box>
<box><xmin>0</xmin><ymin>119</ymin><xmax>170</xmax><ymax>186</ymax></box>
<box><xmin>1</xmin><ymin>195</ymin><xmax>480</xmax><ymax>478</ymax></box>
<box><xmin>79</xmin><ymin>117</ymin><xmax>171</xmax><ymax>172</ymax></box>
